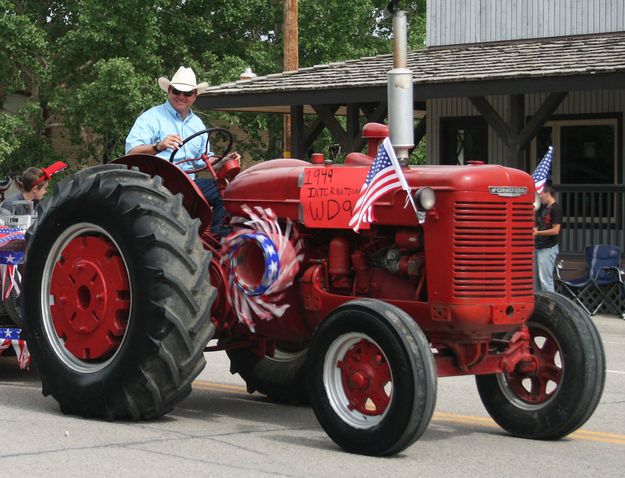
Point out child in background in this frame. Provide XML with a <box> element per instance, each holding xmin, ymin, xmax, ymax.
<box><xmin>0</xmin><ymin>167</ymin><xmax>49</xmax><ymax>215</ymax></box>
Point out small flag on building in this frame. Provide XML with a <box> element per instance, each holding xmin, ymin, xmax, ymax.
<box><xmin>349</xmin><ymin>137</ymin><xmax>418</xmax><ymax>232</ymax></box>
<box><xmin>532</xmin><ymin>146</ymin><xmax>553</xmax><ymax>193</ymax></box>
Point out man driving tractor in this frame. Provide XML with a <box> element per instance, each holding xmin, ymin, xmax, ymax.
<box><xmin>125</xmin><ymin>66</ymin><xmax>229</xmax><ymax>236</ymax></box>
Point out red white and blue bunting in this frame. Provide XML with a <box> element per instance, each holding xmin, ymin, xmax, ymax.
<box><xmin>0</xmin><ymin>328</ymin><xmax>30</xmax><ymax>369</ymax></box>
<box><xmin>221</xmin><ymin>205</ymin><xmax>303</xmax><ymax>332</ymax></box>
<box><xmin>0</xmin><ymin>226</ymin><xmax>25</xmax><ymax>299</ymax></box>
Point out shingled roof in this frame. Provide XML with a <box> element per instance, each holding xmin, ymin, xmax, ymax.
<box><xmin>196</xmin><ymin>32</ymin><xmax>625</xmax><ymax>111</ymax></box>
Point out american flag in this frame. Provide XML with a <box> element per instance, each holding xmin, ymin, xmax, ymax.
<box><xmin>349</xmin><ymin>137</ymin><xmax>416</xmax><ymax>232</ymax></box>
<box><xmin>0</xmin><ymin>226</ymin><xmax>25</xmax><ymax>261</ymax></box>
<box><xmin>0</xmin><ymin>327</ymin><xmax>21</xmax><ymax>340</ymax></box>
<box><xmin>0</xmin><ymin>327</ymin><xmax>30</xmax><ymax>369</ymax></box>
<box><xmin>532</xmin><ymin>146</ymin><xmax>553</xmax><ymax>193</ymax></box>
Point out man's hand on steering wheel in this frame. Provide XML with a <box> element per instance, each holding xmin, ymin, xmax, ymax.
<box><xmin>207</xmin><ymin>154</ymin><xmax>227</xmax><ymax>172</ymax></box>
<box><xmin>155</xmin><ymin>134</ymin><xmax>183</xmax><ymax>154</ymax></box>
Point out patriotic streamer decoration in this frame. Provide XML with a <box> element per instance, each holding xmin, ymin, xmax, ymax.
<box><xmin>221</xmin><ymin>205</ymin><xmax>303</xmax><ymax>332</ymax></box>
<box><xmin>0</xmin><ymin>226</ymin><xmax>26</xmax><ymax>299</ymax></box>
<box><xmin>0</xmin><ymin>328</ymin><xmax>30</xmax><ymax>369</ymax></box>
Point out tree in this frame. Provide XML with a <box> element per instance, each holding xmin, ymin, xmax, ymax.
<box><xmin>0</xmin><ymin>0</ymin><xmax>54</xmax><ymax>174</ymax></box>
<box><xmin>0</xmin><ymin>0</ymin><xmax>426</xmax><ymax>172</ymax></box>
<box><xmin>48</xmin><ymin>1</ymin><xmax>166</xmax><ymax>163</ymax></box>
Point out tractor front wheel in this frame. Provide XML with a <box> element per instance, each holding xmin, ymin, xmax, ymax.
<box><xmin>23</xmin><ymin>165</ymin><xmax>215</xmax><ymax>419</ymax></box>
<box><xmin>307</xmin><ymin>299</ymin><xmax>437</xmax><ymax>456</ymax></box>
<box><xmin>476</xmin><ymin>291</ymin><xmax>606</xmax><ymax>439</ymax></box>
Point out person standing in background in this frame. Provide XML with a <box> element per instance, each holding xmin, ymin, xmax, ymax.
<box><xmin>534</xmin><ymin>185</ymin><xmax>562</xmax><ymax>292</ymax></box>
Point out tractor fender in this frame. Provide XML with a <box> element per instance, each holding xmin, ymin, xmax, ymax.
<box><xmin>113</xmin><ymin>154</ymin><xmax>213</xmax><ymax>231</ymax></box>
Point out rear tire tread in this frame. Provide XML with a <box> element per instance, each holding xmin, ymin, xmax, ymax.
<box><xmin>24</xmin><ymin>165</ymin><xmax>215</xmax><ymax>420</ymax></box>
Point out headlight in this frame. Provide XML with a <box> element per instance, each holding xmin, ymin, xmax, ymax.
<box><xmin>414</xmin><ymin>187</ymin><xmax>436</xmax><ymax>210</ymax></box>
<box><xmin>533</xmin><ymin>192</ymin><xmax>541</xmax><ymax>210</ymax></box>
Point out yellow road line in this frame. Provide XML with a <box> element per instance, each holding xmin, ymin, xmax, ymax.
<box><xmin>193</xmin><ymin>380</ymin><xmax>249</xmax><ymax>394</ymax></box>
<box><xmin>192</xmin><ymin>379</ymin><xmax>625</xmax><ymax>446</ymax></box>
<box><xmin>571</xmin><ymin>429</ymin><xmax>625</xmax><ymax>444</ymax></box>
<box><xmin>433</xmin><ymin>412</ymin><xmax>499</xmax><ymax>428</ymax></box>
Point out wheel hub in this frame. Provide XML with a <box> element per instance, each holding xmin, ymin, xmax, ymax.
<box><xmin>349</xmin><ymin>371</ymin><xmax>369</xmax><ymax>390</ymax></box>
<box><xmin>50</xmin><ymin>235</ymin><xmax>130</xmax><ymax>360</ymax></box>
<box><xmin>504</xmin><ymin>327</ymin><xmax>562</xmax><ymax>405</ymax></box>
<box><xmin>337</xmin><ymin>339</ymin><xmax>391</xmax><ymax>415</ymax></box>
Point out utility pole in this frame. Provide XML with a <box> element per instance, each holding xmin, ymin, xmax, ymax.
<box><xmin>283</xmin><ymin>0</ymin><xmax>298</xmax><ymax>157</ymax></box>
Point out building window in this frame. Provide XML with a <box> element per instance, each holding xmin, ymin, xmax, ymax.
<box><xmin>441</xmin><ymin>117</ymin><xmax>488</xmax><ymax>165</ymax></box>
<box><xmin>532</xmin><ymin>117</ymin><xmax>620</xmax><ymax>225</ymax></box>
<box><xmin>532</xmin><ymin>118</ymin><xmax>618</xmax><ymax>185</ymax></box>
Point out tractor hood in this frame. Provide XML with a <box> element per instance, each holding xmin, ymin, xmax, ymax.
<box><xmin>223</xmin><ymin>159</ymin><xmax>535</xmax><ymax>229</ymax></box>
<box><xmin>223</xmin><ymin>158</ymin><xmax>309</xmax><ymax>221</ymax></box>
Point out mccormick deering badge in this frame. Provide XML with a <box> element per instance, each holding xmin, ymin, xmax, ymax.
<box><xmin>488</xmin><ymin>186</ymin><xmax>528</xmax><ymax>198</ymax></box>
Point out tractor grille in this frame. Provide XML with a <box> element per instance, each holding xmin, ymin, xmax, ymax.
<box><xmin>453</xmin><ymin>201</ymin><xmax>534</xmax><ymax>300</ymax></box>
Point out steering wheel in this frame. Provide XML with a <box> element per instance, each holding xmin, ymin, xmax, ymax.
<box><xmin>169</xmin><ymin>128</ymin><xmax>234</xmax><ymax>176</ymax></box>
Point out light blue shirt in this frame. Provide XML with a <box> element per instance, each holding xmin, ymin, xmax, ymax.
<box><xmin>125</xmin><ymin>101</ymin><xmax>210</xmax><ymax>172</ymax></box>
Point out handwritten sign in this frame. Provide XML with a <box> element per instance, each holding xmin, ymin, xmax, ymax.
<box><xmin>300</xmin><ymin>166</ymin><xmax>367</xmax><ymax>228</ymax></box>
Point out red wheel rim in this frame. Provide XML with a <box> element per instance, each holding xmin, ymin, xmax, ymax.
<box><xmin>504</xmin><ymin>326</ymin><xmax>562</xmax><ymax>404</ymax></box>
<box><xmin>50</xmin><ymin>235</ymin><xmax>130</xmax><ymax>360</ymax></box>
<box><xmin>337</xmin><ymin>339</ymin><xmax>391</xmax><ymax>416</ymax></box>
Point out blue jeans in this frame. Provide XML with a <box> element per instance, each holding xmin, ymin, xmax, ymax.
<box><xmin>535</xmin><ymin>245</ymin><xmax>559</xmax><ymax>292</ymax></box>
<box><xmin>194</xmin><ymin>178</ymin><xmax>230</xmax><ymax>236</ymax></box>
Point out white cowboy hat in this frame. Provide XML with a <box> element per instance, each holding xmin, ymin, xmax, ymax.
<box><xmin>158</xmin><ymin>66</ymin><xmax>209</xmax><ymax>94</ymax></box>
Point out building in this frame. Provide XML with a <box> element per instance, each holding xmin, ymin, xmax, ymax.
<box><xmin>197</xmin><ymin>0</ymin><xmax>625</xmax><ymax>256</ymax></box>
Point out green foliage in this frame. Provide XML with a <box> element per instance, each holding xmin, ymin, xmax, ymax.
<box><xmin>299</xmin><ymin>0</ymin><xmax>386</xmax><ymax>65</ymax></box>
<box><xmin>0</xmin><ymin>0</ymin><xmax>50</xmax><ymax>99</ymax></box>
<box><xmin>54</xmin><ymin>58</ymin><xmax>159</xmax><ymax>162</ymax></box>
<box><xmin>1</xmin><ymin>0</ymin><xmax>427</xmax><ymax>170</ymax></box>
<box><xmin>0</xmin><ymin>102</ymin><xmax>59</xmax><ymax>175</ymax></box>
<box><xmin>410</xmin><ymin>136</ymin><xmax>427</xmax><ymax>165</ymax></box>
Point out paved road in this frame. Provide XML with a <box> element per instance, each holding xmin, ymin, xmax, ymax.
<box><xmin>1</xmin><ymin>315</ymin><xmax>624</xmax><ymax>477</ymax></box>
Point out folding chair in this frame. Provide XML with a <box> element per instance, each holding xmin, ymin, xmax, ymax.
<box><xmin>555</xmin><ymin>244</ymin><xmax>622</xmax><ymax>316</ymax></box>
<box><xmin>607</xmin><ymin>265</ymin><xmax>625</xmax><ymax>319</ymax></box>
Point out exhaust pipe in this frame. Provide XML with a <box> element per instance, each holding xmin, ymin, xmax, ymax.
<box><xmin>387</xmin><ymin>8</ymin><xmax>414</xmax><ymax>166</ymax></box>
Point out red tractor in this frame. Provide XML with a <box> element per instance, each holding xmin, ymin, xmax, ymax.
<box><xmin>21</xmin><ymin>122</ymin><xmax>605</xmax><ymax>456</ymax></box>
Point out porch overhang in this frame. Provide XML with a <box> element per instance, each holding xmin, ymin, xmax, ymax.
<box><xmin>197</xmin><ymin>71</ymin><xmax>625</xmax><ymax>112</ymax></box>
<box><xmin>197</xmin><ymin>32</ymin><xmax>625</xmax><ymax>112</ymax></box>
<box><xmin>195</xmin><ymin>32</ymin><xmax>625</xmax><ymax>164</ymax></box>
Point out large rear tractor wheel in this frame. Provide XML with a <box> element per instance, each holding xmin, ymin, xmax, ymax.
<box><xmin>227</xmin><ymin>343</ymin><xmax>309</xmax><ymax>403</ymax></box>
<box><xmin>307</xmin><ymin>299</ymin><xmax>437</xmax><ymax>456</ymax></box>
<box><xmin>476</xmin><ymin>291</ymin><xmax>606</xmax><ymax>439</ymax></box>
<box><xmin>23</xmin><ymin>164</ymin><xmax>215</xmax><ymax>419</ymax></box>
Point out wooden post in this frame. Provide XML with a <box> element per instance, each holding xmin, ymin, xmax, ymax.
<box><xmin>509</xmin><ymin>94</ymin><xmax>525</xmax><ymax>170</ymax></box>
<box><xmin>283</xmin><ymin>0</ymin><xmax>298</xmax><ymax>157</ymax></box>
<box><xmin>290</xmin><ymin>104</ymin><xmax>304</xmax><ymax>159</ymax></box>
